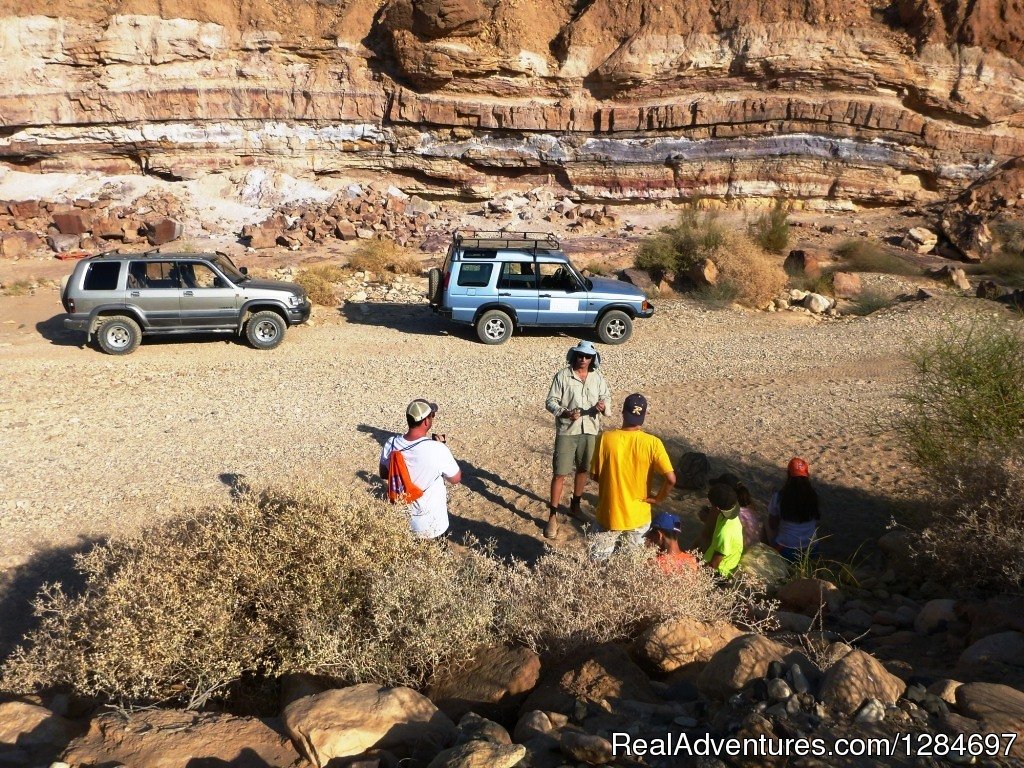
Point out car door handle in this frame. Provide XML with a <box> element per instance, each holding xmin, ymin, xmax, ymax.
<box><xmin>540</xmin><ymin>293</ymin><xmax>551</xmax><ymax>298</ymax></box>
<box><xmin>183</xmin><ymin>290</ymin><xmax>194</xmax><ymax>296</ymax></box>
<box><xmin>499</xmin><ymin>292</ymin><xmax>512</xmax><ymax>296</ymax></box>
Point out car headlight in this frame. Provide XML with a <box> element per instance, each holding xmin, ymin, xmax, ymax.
<box><xmin>288</xmin><ymin>294</ymin><xmax>302</xmax><ymax>307</ymax></box>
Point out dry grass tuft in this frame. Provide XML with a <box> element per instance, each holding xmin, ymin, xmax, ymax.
<box><xmin>349</xmin><ymin>240</ymin><xmax>422</xmax><ymax>282</ymax></box>
<box><xmin>835</xmin><ymin>239</ymin><xmax>919</xmax><ymax>276</ymax></box>
<box><xmin>294</xmin><ymin>268</ymin><xmax>339</xmax><ymax>306</ymax></box>
<box><xmin>2</xmin><ymin>279</ymin><xmax>36</xmax><ymax>296</ymax></box>
<box><xmin>710</xmin><ymin>234</ymin><xmax>788</xmax><ymax>309</ymax></box>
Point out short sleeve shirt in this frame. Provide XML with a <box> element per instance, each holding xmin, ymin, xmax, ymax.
<box><xmin>380</xmin><ymin>436</ymin><xmax>460</xmax><ymax>538</ymax></box>
<box><xmin>589</xmin><ymin>429</ymin><xmax>673</xmax><ymax>531</ymax></box>
<box><xmin>704</xmin><ymin>514</ymin><xmax>744</xmax><ymax>577</ymax></box>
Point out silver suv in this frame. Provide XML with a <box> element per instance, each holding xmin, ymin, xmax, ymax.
<box><xmin>61</xmin><ymin>252</ymin><xmax>310</xmax><ymax>355</ymax></box>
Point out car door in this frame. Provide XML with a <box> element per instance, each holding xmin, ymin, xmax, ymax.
<box><xmin>176</xmin><ymin>261</ymin><xmax>240</xmax><ymax>328</ymax></box>
<box><xmin>126</xmin><ymin>260</ymin><xmax>182</xmax><ymax>327</ymax></box>
<box><xmin>496</xmin><ymin>257</ymin><xmax>539</xmax><ymax>325</ymax></box>
<box><xmin>536</xmin><ymin>261</ymin><xmax>593</xmax><ymax>326</ymax></box>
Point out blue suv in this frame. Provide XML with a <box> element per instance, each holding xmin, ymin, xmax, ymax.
<box><xmin>428</xmin><ymin>231</ymin><xmax>655</xmax><ymax>344</ymax></box>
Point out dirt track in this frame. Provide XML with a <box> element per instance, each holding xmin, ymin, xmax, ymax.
<box><xmin>0</xmin><ymin>279</ymin><xmax>1002</xmax><ymax>657</ymax></box>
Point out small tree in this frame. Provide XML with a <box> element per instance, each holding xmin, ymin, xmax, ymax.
<box><xmin>748</xmin><ymin>199</ymin><xmax>790</xmax><ymax>254</ymax></box>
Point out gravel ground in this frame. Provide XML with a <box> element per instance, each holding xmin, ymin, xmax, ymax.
<box><xmin>0</xmin><ymin>281</ymin><xmax>1010</xmax><ymax>657</ymax></box>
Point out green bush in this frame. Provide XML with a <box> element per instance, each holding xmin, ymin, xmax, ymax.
<box><xmin>897</xmin><ymin>320</ymin><xmax>1024</xmax><ymax>475</ymax></box>
<box><xmin>634</xmin><ymin>234</ymin><xmax>678</xmax><ymax>274</ymax></box>
<box><xmin>835</xmin><ymin>239</ymin><xmax>919</xmax><ymax>276</ymax></box>
<box><xmin>847</xmin><ymin>288</ymin><xmax>897</xmax><ymax>316</ymax></box>
<box><xmin>634</xmin><ymin>209</ymin><xmax>726</xmax><ymax>276</ymax></box>
<box><xmin>748</xmin><ymin>199</ymin><xmax>790</xmax><ymax>254</ymax></box>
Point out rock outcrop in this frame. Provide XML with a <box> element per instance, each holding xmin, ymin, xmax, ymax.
<box><xmin>0</xmin><ymin>0</ymin><xmax>1022</xmax><ymax>207</ymax></box>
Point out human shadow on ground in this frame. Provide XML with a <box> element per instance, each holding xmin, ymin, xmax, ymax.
<box><xmin>36</xmin><ymin>314</ymin><xmax>85</xmax><ymax>347</ymax></box>
<box><xmin>218</xmin><ymin>472</ymin><xmax>254</xmax><ymax>500</ymax></box>
<box><xmin>356</xmin><ymin>423</ymin><xmax>547</xmax><ymax>563</ymax></box>
<box><xmin>0</xmin><ymin>538</ymin><xmax>101</xmax><ymax>665</ymax></box>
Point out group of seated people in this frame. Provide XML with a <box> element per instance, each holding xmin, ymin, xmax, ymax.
<box><xmin>645</xmin><ymin>457</ymin><xmax>821</xmax><ymax>578</ymax></box>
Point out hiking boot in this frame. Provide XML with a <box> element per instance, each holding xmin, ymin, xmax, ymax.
<box><xmin>569</xmin><ymin>495</ymin><xmax>583</xmax><ymax>519</ymax></box>
<box><xmin>544</xmin><ymin>509</ymin><xmax>559</xmax><ymax>539</ymax></box>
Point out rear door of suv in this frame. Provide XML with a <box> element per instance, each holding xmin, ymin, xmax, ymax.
<box><xmin>495</xmin><ymin>252</ymin><xmax>539</xmax><ymax>325</ymax></box>
<box><xmin>126</xmin><ymin>260</ymin><xmax>183</xmax><ymax>328</ymax></box>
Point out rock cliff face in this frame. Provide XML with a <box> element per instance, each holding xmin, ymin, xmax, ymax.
<box><xmin>1</xmin><ymin>0</ymin><xmax>1022</xmax><ymax>205</ymax></box>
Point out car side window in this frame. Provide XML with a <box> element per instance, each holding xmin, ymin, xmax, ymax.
<box><xmin>135</xmin><ymin>261</ymin><xmax>180</xmax><ymax>289</ymax></box>
<box><xmin>538</xmin><ymin>263</ymin><xmax>577</xmax><ymax>292</ymax></box>
<box><xmin>457</xmin><ymin>263</ymin><xmax>493</xmax><ymax>288</ymax></box>
<box><xmin>83</xmin><ymin>261</ymin><xmax>121</xmax><ymax>291</ymax></box>
<box><xmin>181</xmin><ymin>262</ymin><xmax>222</xmax><ymax>289</ymax></box>
<box><xmin>497</xmin><ymin>262</ymin><xmax>537</xmax><ymax>290</ymax></box>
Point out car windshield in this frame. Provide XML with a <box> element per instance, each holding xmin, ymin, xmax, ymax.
<box><xmin>212</xmin><ymin>254</ymin><xmax>247</xmax><ymax>283</ymax></box>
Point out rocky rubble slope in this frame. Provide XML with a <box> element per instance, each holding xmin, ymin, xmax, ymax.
<box><xmin>0</xmin><ymin>0</ymin><xmax>1023</xmax><ymax>207</ymax></box>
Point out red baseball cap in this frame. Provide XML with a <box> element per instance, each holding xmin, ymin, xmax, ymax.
<box><xmin>787</xmin><ymin>457</ymin><xmax>809</xmax><ymax>477</ymax></box>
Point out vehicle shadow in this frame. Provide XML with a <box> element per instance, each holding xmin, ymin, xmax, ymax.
<box><xmin>36</xmin><ymin>314</ymin><xmax>85</xmax><ymax>348</ymax></box>
<box><xmin>339</xmin><ymin>302</ymin><xmax>460</xmax><ymax>337</ymax></box>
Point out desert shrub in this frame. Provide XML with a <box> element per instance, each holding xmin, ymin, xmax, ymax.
<box><xmin>710</xmin><ymin>234</ymin><xmax>788</xmax><ymax>309</ymax></box>
<box><xmin>634</xmin><ymin>233</ymin><xmax>678</xmax><ymax>274</ymax></box>
<box><xmin>835</xmin><ymin>239</ymin><xmax>919</xmax><ymax>276</ymax></box>
<box><xmin>0</xmin><ymin>486</ymin><xmax>504</xmax><ymax>708</ymax></box>
<box><xmin>695</xmin><ymin>280</ymin><xmax>741</xmax><ymax>306</ymax></box>
<box><xmin>792</xmin><ymin>270</ymin><xmax>835</xmax><ymax>297</ymax></box>
<box><xmin>966</xmin><ymin>224</ymin><xmax>1024</xmax><ymax>284</ymax></box>
<box><xmin>294</xmin><ymin>266</ymin><xmax>339</xmax><ymax>306</ymax></box>
<box><xmin>498</xmin><ymin>545</ymin><xmax>770</xmax><ymax>653</ymax></box>
<box><xmin>1</xmin><ymin>279</ymin><xmax>34</xmax><ymax>296</ymax></box>
<box><xmin>634</xmin><ymin>209</ymin><xmax>726</xmax><ymax>275</ymax></box>
<box><xmin>847</xmin><ymin>288</ymin><xmax>897</xmax><ymax>316</ymax></box>
<box><xmin>896</xmin><ymin>320</ymin><xmax>1024</xmax><ymax>475</ymax></box>
<box><xmin>581</xmin><ymin>262</ymin><xmax>608</xmax><ymax>276</ymax></box>
<box><xmin>349</xmin><ymin>240</ymin><xmax>421</xmax><ymax>280</ymax></box>
<box><xmin>748</xmin><ymin>199</ymin><xmax>791</xmax><ymax>254</ymax></box>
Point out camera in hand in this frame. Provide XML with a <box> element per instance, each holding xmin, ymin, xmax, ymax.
<box><xmin>431</xmin><ymin>433</ymin><xmax>447</xmax><ymax>443</ymax></box>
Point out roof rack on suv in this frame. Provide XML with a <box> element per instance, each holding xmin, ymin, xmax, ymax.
<box><xmin>454</xmin><ymin>230</ymin><xmax>560</xmax><ymax>251</ymax></box>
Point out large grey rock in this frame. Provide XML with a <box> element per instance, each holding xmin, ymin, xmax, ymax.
<box><xmin>697</xmin><ymin>635</ymin><xmax>792</xmax><ymax>699</ymax></box>
<box><xmin>959</xmin><ymin>631</ymin><xmax>1024</xmax><ymax>667</ymax></box>
<box><xmin>426</xmin><ymin>644</ymin><xmax>540</xmax><ymax>721</ymax></box>
<box><xmin>427</xmin><ymin>740</ymin><xmax>526</xmax><ymax>768</ymax></box>
<box><xmin>283</xmin><ymin>684</ymin><xmax>456</xmax><ymax>766</ymax></box>
<box><xmin>803</xmin><ymin>292</ymin><xmax>831</xmax><ymax>314</ymax></box>
<box><xmin>955</xmin><ymin>683</ymin><xmax>1024</xmax><ymax>758</ymax></box>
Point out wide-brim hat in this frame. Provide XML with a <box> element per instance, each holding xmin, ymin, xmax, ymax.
<box><xmin>567</xmin><ymin>339</ymin><xmax>601</xmax><ymax>369</ymax></box>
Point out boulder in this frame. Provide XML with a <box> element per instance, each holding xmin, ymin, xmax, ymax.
<box><xmin>455</xmin><ymin>712</ymin><xmax>511</xmax><ymax>746</ymax></box>
<box><xmin>914</xmin><ymin>599</ymin><xmax>957</xmax><ymax>635</ymax></box>
<box><xmin>902</xmin><ymin>227</ymin><xmax>938</xmax><ymax>253</ymax></box>
<box><xmin>955</xmin><ymin>683</ymin><xmax>1024</xmax><ymax>758</ymax></box>
<box><xmin>60</xmin><ymin>709</ymin><xmax>299</xmax><ymax>768</ymax></box>
<box><xmin>736</xmin><ymin>543</ymin><xmax>790</xmax><ymax>588</ymax></box>
<box><xmin>335</xmin><ymin>221</ymin><xmax>358</xmax><ymax>240</ymax></box>
<box><xmin>0</xmin><ymin>231</ymin><xmax>41</xmax><ymax>257</ymax></box>
<box><xmin>777</xmin><ymin>578</ymin><xmax>843</xmax><ymax>616</ymax></box>
<box><xmin>697</xmin><ymin>634</ymin><xmax>792</xmax><ymax>699</ymax></box>
<box><xmin>976</xmin><ymin>279</ymin><xmax>1004</xmax><ymax>300</ymax></box>
<box><xmin>928</xmin><ymin>679</ymin><xmax>962</xmax><ymax>705</ymax></box>
<box><xmin>283</xmin><ymin>685</ymin><xmax>456</xmax><ymax>766</ymax></box>
<box><xmin>0</xmin><ymin>701</ymin><xmax>80</xmax><ymax>762</ymax></box>
<box><xmin>957</xmin><ymin>596</ymin><xmax>1024</xmax><ymax>643</ymax></box>
<box><xmin>831</xmin><ymin>271</ymin><xmax>861</xmax><ymax>298</ymax></box>
<box><xmin>784</xmin><ymin>249</ymin><xmax>822</xmax><ymax>277</ymax></box>
<box><xmin>636</xmin><ymin>617</ymin><xmax>743</xmax><ymax>673</ymax></box>
<box><xmin>803</xmin><ymin>292</ymin><xmax>831</xmax><ymax>314</ymax></box>
<box><xmin>47</xmin><ymin>233</ymin><xmax>80</xmax><ymax>253</ymax></box>
<box><xmin>512</xmin><ymin>710</ymin><xmax>553</xmax><ymax>744</ymax></box>
<box><xmin>426</xmin><ymin>740</ymin><xmax>526</xmax><ymax>768</ymax></box>
<box><xmin>618</xmin><ymin>268</ymin><xmax>656</xmax><ymax>292</ymax></box>
<box><xmin>687</xmin><ymin>258</ymin><xmax>718</xmax><ymax>287</ymax></box>
<box><xmin>560</xmin><ymin>730</ymin><xmax>613</xmax><ymax>764</ymax></box>
<box><xmin>958</xmin><ymin>631</ymin><xmax>1024</xmax><ymax>667</ymax></box>
<box><xmin>145</xmin><ymin>218</ymin><xmax>183</xmax><ymax>246</ymax></box>
<box><xmin>426</xmin><ymin>644</ymin><xmax>541</xmax><ymax>721</ymax></box>
<box><xmin>819</xmin><ymin>650</ymin><xmax>905</xmax><ymax>715</ymax></box>
<box><xmin>52</xmin><ymin>212</ymin><xmax>91</xmax><ymax>235</ymax></box>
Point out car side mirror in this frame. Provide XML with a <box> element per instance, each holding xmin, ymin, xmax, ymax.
<box><xmin>240</xmin><ymin>266</ymin><xmax>248</xmax><ymax>275</ymax></box>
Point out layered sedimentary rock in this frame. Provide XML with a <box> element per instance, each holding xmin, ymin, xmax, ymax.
<box><xmin>0</xmin><ymin>0</ymin><xmax>1023</xmax><ymax>204</ymax></box>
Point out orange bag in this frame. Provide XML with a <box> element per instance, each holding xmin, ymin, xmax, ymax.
<box><xmin>387</xmin><ymin>442</ymin><xmax>425</xmax><ymax>504</ymax></box>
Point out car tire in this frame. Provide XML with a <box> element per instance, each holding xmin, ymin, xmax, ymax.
<box><xmin>96</xmin><ymin>315</ymin><xmax>142</xmax><ymax>355</ymax></box>
<box><xmin>427</xmin><ymin>267</ymin><xmax>442</xmax><ymax>304</ymax></box>
<box><xmin>476</xmin><ymin>309</ymin><xmax>513</xmax><ymax>344</ymax></box>
<box><xmin>245</xmin><ymin>310</ymin><xmax>287</xmax><ymax>350</ymax></box>
<box><xmin>597</xmin><ymin>310</ymin><xmax>633</xmax><ymax>345</ymax></box>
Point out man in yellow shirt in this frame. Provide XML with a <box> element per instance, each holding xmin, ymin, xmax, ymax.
<box><xmin>589</xmin><ymin>393</ymin><xmax>676</xmax><ymax>560</ymax></box>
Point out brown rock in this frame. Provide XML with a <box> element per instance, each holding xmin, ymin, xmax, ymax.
<box><xmin>512</xmin><ymin>710</ymin><xmax>553</xmax><ymax>744</ymax></box>
<box><xmin>9</xmin><ymin>201</ymin><xmax>42</xmax><ymax>219</ymax></box>
<box><xmin>619</xmin><ymin>268</ymin><xmax>656</xmax><ymax>292</ymax></box>
<box><xmin>0</xmin><ymin>701</ymin><xmax>81</xmax><ymax>762</ymax></box>
<box><xmin>831</xmin><ymin>271</ymin><xmax>862</xmax><ymax>298</ymax></box>
<box><xmin>282</xmin><ymin>684</ymin><xmax>456</xmax><ymax>766</ymax></box>
<box><xmin>819</xmin><ymin>650</ymin><xmax>905</xmax><ymax>715</ymax></box>
<box><xmin>52</xmin><ymin>212</ymin><xmax>90</xmax><ymax>235</ymax></box>
<box><xmin>955</xmin><ymin>683</ymin><xmax>1024</xmax><ymax>758</ymax></box>
<box><xmin>784</xmin><ymin>249</ymin><xmax>822</xmax><ymax>277</ymax></box>
<box><xmin>777</xmin><ymin>578</ymin><xmax>843</xmax><ymax>616</ymax></box>
<box><xmin>427</xmin><ymin>644</ymin><xmax>541</xmax><ymax>722</ymax></box>
<box><xmin>636</xmin><ymin>617</ymin><xmax>742</xmax><ymax>673</ymax></box>
<box><xmin>146</xmin><ymin>218</ymin><xmax>183</xmax><ymax>246</ymax></box>
<box><xmin>60</xmin><ymin>709</ymin><xmax>299</xmax><ymax>768</ymax></box>
<box><xmin>426</xmin><ymin>739</ymin><xmax>526</xmax><ymax>768</ymax></box>
<box><xmin>560</xmin><ymin>730</ymin><xmax>613</xmax><ymax>764</ymax></box>
<box><xmin>976</xmin><ymin>279</ymin><xmax>1004</xmax><ymax>299</ymax></box>
<box><xmin>0</xmin><ymin>231</ymin><xmax>41</xmax><ymax>257</ymax></box>
<box><xmin>697</xmin><ymin>634</ymin><xmax>792</xmax><ymax>699</ymax></box>
<box><xmin>687</xmin><ymin>258</ymin><xmax>718</xmax><ymax>287</ymax></box>
<box><xmin>336</xmin><ymin>221</ymin><xmax>358</xmax><ymax>240</ymax></box>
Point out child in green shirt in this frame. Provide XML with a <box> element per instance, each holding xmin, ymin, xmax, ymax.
<box><xmin>703</xmin><ymin>483</ymin><xmax>744</xmax><ymax>577</ymax></box>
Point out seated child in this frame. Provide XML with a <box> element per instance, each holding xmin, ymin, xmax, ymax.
<box><xmin>645</xmin><ymin>512</ymin><xmax>698</xmax><ymax>573</ymax></box>
<box><xmin>703</xmin><ymin>483</ymin><xmax>744</xmax><ymax>578</ymax></box>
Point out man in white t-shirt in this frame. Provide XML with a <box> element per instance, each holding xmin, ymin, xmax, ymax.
<box><xmin>379</xmin><ymin>399</ymin><xmax>462</xmax><ymax>539</ymax></box>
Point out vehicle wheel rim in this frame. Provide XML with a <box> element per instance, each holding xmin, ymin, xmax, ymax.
<box><xmin>484</xmin><ymin>318</ymin><xmax>506</xmax><ymax>339</ymax></box>
<box><xmin>107</xmin><ymin>326</ymin><xmax>130</xmax><ymax>348</ymax></box>
<box><xmin>606</xmin><ymin>319</ymin><xmax>625</xmax><ymax>339</ymax></box>
<box><xmin>255</xmin><ymin>320</ymin><xmax>279</xmax><ymax>342</ymax></box>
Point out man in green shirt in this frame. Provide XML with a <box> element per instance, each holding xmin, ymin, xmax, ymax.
<box><xmin>703</xmin><ymin>483</ymin><xmax>744</xmax><ymax>577</ymax></box>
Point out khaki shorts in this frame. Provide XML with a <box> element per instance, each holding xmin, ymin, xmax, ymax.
<box><xmin>552</xmin><ymin>433</ymin><xmax>596</xmax><ymax>476</ymax></box>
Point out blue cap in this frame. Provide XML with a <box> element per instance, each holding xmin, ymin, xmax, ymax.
<box><xmin>651</xmin><ymin>512</ymin><xmax>681</xmax><ymax>533</ymax></box>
